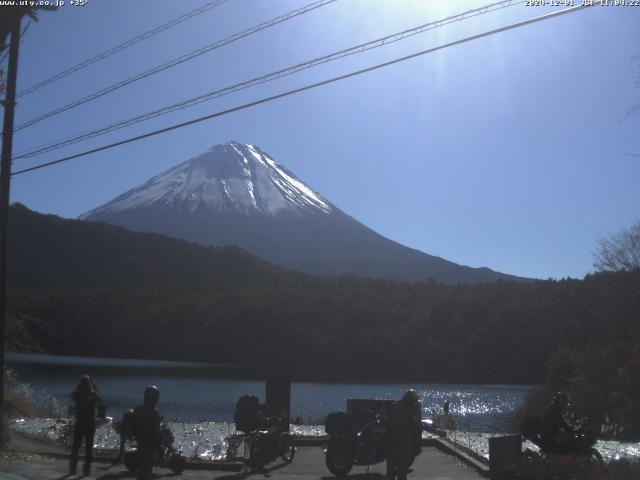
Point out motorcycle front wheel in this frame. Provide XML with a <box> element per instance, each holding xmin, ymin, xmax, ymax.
<box><xmin>250</xmin><ymin>439</ymin><xmax>267</xmax><ymax>469</ymax></box>
<box><xmin>325</xmin><ymin>447</ymin><xmax>353</xmax><ymax>477</ymax></box>
<box><xmin>169</xmin><ymin>453</ymin><xmax>187</xmax><ymax>473</ymax></box>
<box><xmin>281</xmin><ymin>434</ymin><xmax>296</xmax><ymax>463</ymax></box>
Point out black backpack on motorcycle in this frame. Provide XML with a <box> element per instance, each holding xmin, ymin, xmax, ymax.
<box><xmin>520</xmin><ymin>415</ymin><xmax>545</xmax><ymax>446</ymax></box>
<box><xmin>235</xmin><ymin>395</ymin><xmax>261</xmax><ymax>433</ymax></box>
<box><xmin>325</xmin><ymin>411</ymin><xmax>352</xmax><ymax>435</ymax></box>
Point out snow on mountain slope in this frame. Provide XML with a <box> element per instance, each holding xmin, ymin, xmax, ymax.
<box><xmin>81</xmin><ymin>141</ymin><xmax>331</xmax><ymax>219</ymax></box>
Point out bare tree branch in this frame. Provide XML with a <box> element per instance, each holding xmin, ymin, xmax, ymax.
<box><xmin>593</xmin><ymin>221</ymin><xmax>640</xmax><ymax>272</ymax></box>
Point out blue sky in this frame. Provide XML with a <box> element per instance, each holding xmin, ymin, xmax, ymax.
<box><xmin>5</xmin><ymin>0</ymin><xmax>640</xmax><ymax>280</ymax></box>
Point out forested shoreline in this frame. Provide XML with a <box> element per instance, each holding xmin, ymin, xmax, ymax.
<box><xmin>9</xmin><ymin>269</ymin><xmax>639</xmax><ymax>385</ymax></box>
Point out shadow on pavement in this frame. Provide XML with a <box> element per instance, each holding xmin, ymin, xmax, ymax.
<box><xmin>95</xmin><ymin>471</ymin><xmax>179</xmax><ymax>480</ymax></box>
<box><xmin>216</xmin><ymin>461</ymin><xmax>295</xmax><ymax>480</ymax></box>
<box><xmin>93</xmin><ymin>469</ymin><xmax>132</xmax><ymax>480</ymax></box>
<box><xmin>319</xmin><ymin>474</ymin><xmax>385</xmax><ymax>480</ymax></box>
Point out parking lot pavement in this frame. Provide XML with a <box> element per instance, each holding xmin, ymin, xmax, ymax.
<box><xmin>0</xmin><ymin>446</ymin><xmax>485</xmax><ymax>480</ymax></box>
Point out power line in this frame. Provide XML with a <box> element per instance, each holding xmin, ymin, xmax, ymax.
<box><xmin>16</xmin><ymin>0</ymin><xmax>231</xmax><ymax>98</ymax></box>
<box><xmin>15</xmin><ymin>0</ymin><xmax>523</xmax><ymax>160</ymax></box>
<box><xmin>12</xmin><ymin>3</ymin><xmax>595</xmax><ymax>177</ymax></box>
<box><xmin>0</xmin><ymin>47</ymin><xmax>7</xmax><ymax>67</ymax></box>
<box><xmin>12</xmin><ymin>0</ymin><xmax>338</xmax><ymax>132</ymax></box>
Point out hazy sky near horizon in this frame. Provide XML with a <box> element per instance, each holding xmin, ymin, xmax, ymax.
<box><xmin>5</xmin><ymin>0</ymin><xmax>640</xmax><ymax>280</ymax></box>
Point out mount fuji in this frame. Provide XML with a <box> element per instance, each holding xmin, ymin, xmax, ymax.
<box><xmin>81</xmin><ymin>141</ymin><xmax>522</xmax><ymax>283</ymax></box>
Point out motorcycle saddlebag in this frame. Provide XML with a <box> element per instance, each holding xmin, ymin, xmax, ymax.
<box><xmin>235</xmin><ymin>394</ymin><xmax>261</xmax><ymax>433</ymax></box>
<box><xmin>520</xmin><ymin>416</ymin><xmax>544</xmax><ymax>444</ymax></box>
<box><xmin>325</xmin><ymin>411</ymin><xmax>352</xmax><ymax>435</ymax></box>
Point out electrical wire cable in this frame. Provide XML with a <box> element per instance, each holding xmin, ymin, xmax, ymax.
<box><xmin>14</xmin><ymin>0</ymin><xmax>522</xmax><ymax>160</ymax></box>
<box><xmin>12</xmin><ymin>0</ymin><xmax>338</xmax><ymax>132</ymax></box>
<box><xmin>11</xmin><ymin>3</ymin><xmax>595</xmax><ymax>177</ymax></box>
<box><xmin>16</xmin><ymin>0</ymin><xmax>231</xmax><ymax>98</ymax></box>
<box><xmin>0</xmin><ymin>48</ymin><xmax>8</xmax><ymax>69</ymax></box>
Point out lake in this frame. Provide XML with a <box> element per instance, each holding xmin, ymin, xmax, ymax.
<box><xmin>7</xmin><ymin>352</ymin><xmax>533</xmax><ymax>433</ymax></box>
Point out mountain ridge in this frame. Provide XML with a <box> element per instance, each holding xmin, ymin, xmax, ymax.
<box><xmin>8</xmin><ymin>203</ymin><xmax>290</xmax><ymax>291</ymax></box>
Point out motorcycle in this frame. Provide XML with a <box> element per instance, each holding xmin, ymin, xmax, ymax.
<box><xmin>123</xmin><ymin>423</ymin><xmax>187</xmax><ymax>474</ymax></box>
<box><xmin>229</xmin><ymin>395</ymin><xmax>296</xmax><ymax>470</ymax></box>
<box><xmin>324</xmin><ymin>411</ymin><xmax>420</xmax><ymax>477</ymax></box>
<box><xmin>247</xmin><ymin>415</ymin><xmax>296</xmax><ymax>469</ymax></box>
<box><xmin>520</xmin><ymin>416</ymin><xmax>602</xmax><ymax>464</ymax></box>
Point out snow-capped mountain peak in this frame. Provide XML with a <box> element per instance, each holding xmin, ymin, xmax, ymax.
<box><xmin>80</xmin><ymin>140</ymin><xmax>524</xmax><ymax>284</ymax></box>
<box><xmin>81</xmin><ymin>141</ymin><xmax>332</xmax><ymax>218</ymax></box>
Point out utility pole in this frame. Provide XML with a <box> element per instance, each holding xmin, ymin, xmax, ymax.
<box><xmin>0</xmin><ymin>12</ymin><xmax>22</xmax><ymax>445</ymax></box>
<box><xmin>0</xmin><ymin>4</ymin><xmax>56</xmax><ymax>445</ymax></box>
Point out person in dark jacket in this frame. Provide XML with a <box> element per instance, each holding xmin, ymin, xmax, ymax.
<box><xmin>542</xmin><ymin>391</ymin><xmax>573</xmax><ymax>451</ymax></box>
<box><xmin>132</xmin><ymin>385</ymin><xmax>162</xmax><ymax>480</ymax></box>
<box><xmin>386</xmin><ymin>390</ymin><xmax>422</xmax><ymax>480</ymax></box>
<box><xmin>69</xmin><ymin>375</ymin><xmax>103</xmax><ymax>476</ymax></box>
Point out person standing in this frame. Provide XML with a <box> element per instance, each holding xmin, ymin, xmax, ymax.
<box><xmin>69</xmin><ymin>375</ymin><xmax>103</xmax><ymax>476</ymax></box>
<box><xmin>542</xmin><ymin>391</ymin><xmax>573</xmax><ymax>452</ymax></box>
<box><xmin>386</xmin><ymin>390</ymin><xmax>422</xmax><ymax>480</ymax></box>
<box><xmin>132</xmin><ymin>385</ymin><xmax>162</xmax><ymax>480</ymax></box>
